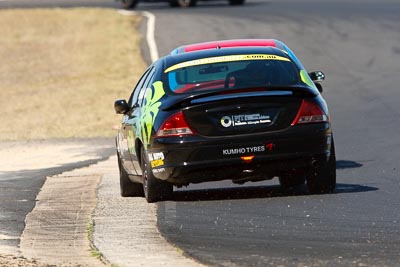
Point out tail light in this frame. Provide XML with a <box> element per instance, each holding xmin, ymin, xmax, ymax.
<box><xmin>241</xmin><ymin>155</ymin><xmax>255</xmax><ymax>164</ymax></box>
<box><xmin>291</xmin><ymin>99</ymin><xmax>328</xmax><ymax>125</ymax></box>
<box><xmin>156</xmin><ymin>111</ymin><xmax>194</xmax><ymax>137</ymax></box>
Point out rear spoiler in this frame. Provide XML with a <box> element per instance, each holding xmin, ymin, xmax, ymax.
<box><xmin>162</xmin><ymin>85</ymin><xmax>317</xmax><ymax>111</ymax></box>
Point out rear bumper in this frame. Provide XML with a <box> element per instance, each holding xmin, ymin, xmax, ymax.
<box><xmin>148</xmin><ymin>124</ymin><xmax>332</xmax><ymax>185</ymax></box>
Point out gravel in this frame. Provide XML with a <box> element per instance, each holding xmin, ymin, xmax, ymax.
<box><xmin>0</xmin><ymin>254</ymin><xmax>56</xmax><ymax>267</ymax></box>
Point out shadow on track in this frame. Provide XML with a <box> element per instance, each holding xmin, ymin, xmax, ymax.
<box><xmin>169</xmin><ymin>159</ymin><xmax>370</xmax><ymax>202</ymax></box>
<box><xmin>171</xmin><ymin>183</ymin><xmax>377</xmax><ymax>202</ymax></box>
<box><xmin>134</xmin><ymin>1</ymin><xmax>262</xmax><ymax>11</ymax></box>
<box><xmin>336</xmin><ymin>160</ymin><xmax>363</xmax><ymax>169</ymax></box>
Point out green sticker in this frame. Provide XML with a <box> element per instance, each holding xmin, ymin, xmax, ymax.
<box><xmin>300</xmin><ymin>70</ymin><xmax>317</xmax><ymax>89</ymax></box>
<box><xmin>138</xmin><ymin>81</ymin><xmax>165</xmax><ymax>146</ymax></box>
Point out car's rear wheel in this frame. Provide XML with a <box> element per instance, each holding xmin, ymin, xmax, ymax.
<box><xmin>118</xmin><ymin>154</ymin><xmax>144</xmax><ymax>197</ymax></box>
<box><xmin>279</xmin><ymin>171</ymin><xmax>306</xmax><ymax>192</ymax></box>
<box><xmin>229</xmin><ymin>0</ymin><xmax>245</xmax><ymax>5</ymax></box>
<box><xmin>120</xmin><ymin>0</ymin><xmax>139</xmax><ymax>9</ymax></box>
<box><xmin>307</xmin><ymin>139</ymin><xmax>336</xmax><ymax>194</ymax></box>
<box><xmin>169</xmin><ymin>0</ymin><xmax>197</xmax><ymax>8</ymax></box>
<box><xmin>141</xmin><ymin>147</ymin><xmax>173</xmax><ymax>203</ymax></box>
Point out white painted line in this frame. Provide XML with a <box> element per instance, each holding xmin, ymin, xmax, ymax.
<box><xmin>117</xmin><ymin>9</ymin><xmax>159</xmax><ymax>63</ymax></box>
<box><xmin>142</xmin><ymin>11</ymin><xmax>159</xmax><ymax>63</ymax></box>
<box><xmin>117</xmin><ymin>9</ymin><xmax>136</xmax><ymax>16</ymax></box>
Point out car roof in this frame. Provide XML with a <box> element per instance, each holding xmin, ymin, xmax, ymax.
<box><xmin>170</xmin><ymin>39</ymin><xmax>282</xmax><ymax>55</ymax></box>
<box><xmin>162</xmin><ymin>46</ymin><xmax>292</xmax><ymax>69</ymax></box>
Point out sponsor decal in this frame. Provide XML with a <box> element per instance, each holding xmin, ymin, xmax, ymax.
<box><xmin>148</xmin><ymin>152</ymin><xmax>165</xmax><ymax>161</ymax></box>
<box><xmin>222</xmin><ymin>143</ymin><xmax>275</xmax><ymax>156</ymax></box>
<box><xmin>149</xmin><ymin>152</ymin><xmax>165</xmax><ymax>168</ymax></box>
<box><xmin>151</xmin><ymin>159</ymin><xmax>164</xmax><ymax>168</ymax></box>
<box><xmin>220</xmin><ymin>114</ymin><xmax>272</xmax><ymax>128</ymax></box>
<box><xmin>153</xmin><ymin>168</ymin><xmax>166</xmax><ymax>174</ymax></box>
<box><xmin>223</xmin><ymin>145</ymin><xmax>266</xmax><ymax>156</ymax></box>
<box><xmin>265</xmin><ymin>143</ymin><xmax>275</xmax><ymax>151</ymax></box>
<box><xmin>164</xmin><ymin>54</ymin><xmax>291</xmax><ymax>73</ymax></box>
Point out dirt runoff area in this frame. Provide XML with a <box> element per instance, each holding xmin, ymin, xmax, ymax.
<box><xmin>0</xmin><ymin>254</ymin><xmax>56</xmax><ymax>267</ymax></box>
<box><xmin>0</xmin><ymin>139</ymin><xmax>205</xmax><ymax>267</ymax></box>
<box><xmin>0</xmin><ymin>8</ymin><xmax>146</xmax><ymax>141</ymax></box>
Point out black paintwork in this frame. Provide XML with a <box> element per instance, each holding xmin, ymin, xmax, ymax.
<box><xmin>115</xmin><ymin>44</ymin><xmax>333</xmax><ymax>187</ymax></box>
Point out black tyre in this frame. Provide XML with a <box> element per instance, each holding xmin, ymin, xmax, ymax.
<box><xmin>141</xmin><ymin>147</ymin><xmax>173</xmax><ymax>203</ymax></box>
<box><xmin>229</xmin><ymin>0</ymin><xmax>245</xmax><ymax>5</ymax></box>
<box><xmin>118</xmin><ymin>154</ymin><xmax>144</xmax><ymax>197</ymax></box>
<box><xmin>169</xmin><ymin>0</ymin><xmax>197</xmax><ymax>8</ymax></box>
<box><xmin>307</xmin><ymin>139</ymin><xmax>336</xmax><ymax>194</ymax></box>
<box><xmin>279</xmin><ymin>171</ymin><xmax>306</xmax><ymax>192</ymax></box>
<box><xmin>120</xmin><ymin>0</ymin><xmax>139</xmax><ymax>9</ymax></box>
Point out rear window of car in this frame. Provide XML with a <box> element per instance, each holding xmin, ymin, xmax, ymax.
<box><xmin>163</xmin><ymin>54</ymin><xmax>299</xmax><ymax>94</ymax></box>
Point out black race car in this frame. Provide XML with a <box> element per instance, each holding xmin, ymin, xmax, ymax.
<box><xmin>119</xmin><ymin>0</ymin><xmax>245</xmax><ymax>9</ymax></box>
<box><xmin>115</xmin><ymin>39</ymin><xmax>336</xmax><ymax>202</ymax></box>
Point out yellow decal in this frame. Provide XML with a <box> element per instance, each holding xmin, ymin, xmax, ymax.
<box><xmin>165</xmin><ymin>54</ymin><xmax>291</xmax><ymax>73</ymax></box>
<box><xmin>139</xmin><ymin>81</ymin><xmax>165</xmax><ymax>146</ymax></box>
<box><xmin>151</xmin><ymin>159</ymin><xmax>164</xmax><ymax>168</ymax></box>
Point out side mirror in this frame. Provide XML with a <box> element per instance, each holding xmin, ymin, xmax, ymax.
<box><xmin>314</xmin><ymin>82</ymin><xmax>323</xmax><ymax>93</ymax></box>
<box><xmin>114</xmin><ymin>99</ymin><xmax>130</xmax><ymax>114</ymax></box>
<box><xmin>309</xmin><ymin>71</ymin><xmax>325</xmax><ymax>93</ymax></box>
<box><xmin>309</xmin><ymin>71</ymin><xmax>325</xmax><ymax>82</ymax></box>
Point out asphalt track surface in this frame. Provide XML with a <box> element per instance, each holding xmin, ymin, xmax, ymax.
<box><xmin>1</xmin><ymin>0</ymin><xmax>400</xmax><ymax>266</ymax></box>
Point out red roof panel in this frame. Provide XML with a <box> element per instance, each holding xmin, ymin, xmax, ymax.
<box><xmin>183</xmin><ymin>39</ymin><xmax>277</xmax><ymax>53</ymax></box>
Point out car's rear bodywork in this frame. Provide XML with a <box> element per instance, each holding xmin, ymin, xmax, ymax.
<box><xmin>115</xmin><ymin>39</ymin><xmax>336</xmax><ymax>202</ymax></box>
